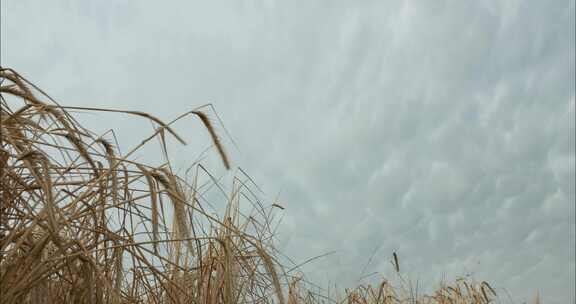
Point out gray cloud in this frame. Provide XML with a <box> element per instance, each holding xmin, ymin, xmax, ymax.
<box><xmin>3</xmin><ymin>1</ymin><xmax>574</xmax><ymax>303</ymax></box>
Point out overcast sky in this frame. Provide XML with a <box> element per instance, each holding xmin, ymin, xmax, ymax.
<box><xmin>2</xmin><ymin>1</ymin><xmax>575</xmax><ymax>303</ymax></box>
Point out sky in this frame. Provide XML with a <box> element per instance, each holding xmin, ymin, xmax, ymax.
<box><xmin>1</xmin><ymin>1</ymin><xmax>575</xmax><ymax>303</ymax></box>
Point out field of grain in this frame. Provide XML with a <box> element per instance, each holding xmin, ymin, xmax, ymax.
<box><xmin>1</xmin><ymin>67</ymin><xmax>524</xmax><ymax>303</ymax></box>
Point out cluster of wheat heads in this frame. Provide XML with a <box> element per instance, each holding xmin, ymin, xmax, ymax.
<box><xmin>0</xmin><ymin>68</ymin><xmax>290</xmax><ymax>303</ymax></box>
<box><xmin>0</xmin><ymin>67</ymin><xmax>511</xmax><ymax>304</ymax></box>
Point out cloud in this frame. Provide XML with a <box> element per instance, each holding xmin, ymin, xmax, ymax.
<box><xmin>3</xmin><ymin>0</ymin><xmax>574</xmax><ymax>303</ymax></box>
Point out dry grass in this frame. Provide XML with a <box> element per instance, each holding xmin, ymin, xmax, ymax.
<box><xmin>1</xmin><ymin>67</ymin><xmax>521</xmax><ymax>303</ymax></box>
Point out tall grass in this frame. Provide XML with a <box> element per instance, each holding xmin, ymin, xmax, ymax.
<box><xmin>1</xmin><ymin>67</ymin><xmax>513</xmax><ymax>303</ymax></box>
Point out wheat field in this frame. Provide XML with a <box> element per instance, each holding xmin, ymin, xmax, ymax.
<box><xmin>0</xmin><ymin>67</ymin><xmax>533</xmax><ymax>303</ymax></box>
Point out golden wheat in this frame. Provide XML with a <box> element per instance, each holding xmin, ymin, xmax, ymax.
<box><xmin>0</xmin><ymin>67</ymin><xmax>528</xmax><ymax>303</ymax></box>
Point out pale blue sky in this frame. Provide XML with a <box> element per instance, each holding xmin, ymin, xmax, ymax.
<box><xmin>2</xmin><ymin>1</ymin><xmax>575</xmax><ymax>303</ymax></box>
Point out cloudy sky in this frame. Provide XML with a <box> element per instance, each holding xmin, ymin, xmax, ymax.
<box><xmin>2</xmin><ymin>1</ymin><xmax>575</xmax><ymax>303</ymax></box>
